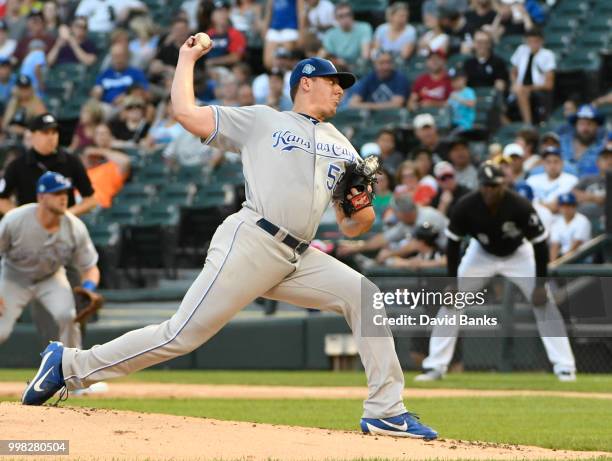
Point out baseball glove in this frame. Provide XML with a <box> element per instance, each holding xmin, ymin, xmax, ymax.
<box><xmin>73</xmin><ymin>287</ymin><xmax>104</xmax><ymax>324</ymax></box>
<box><xmin>333</xmin><ymin>155</ymin><xmax>381</xmax><ymax>216</ymax></box>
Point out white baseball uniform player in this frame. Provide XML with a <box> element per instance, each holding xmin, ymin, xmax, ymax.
<box><xmin>0</xmin><ymin>174</ymin><xmax>99</xmax><ymax>347</ymax></box>
<box><xmin>22</xmin><ymin>43</ymin><xmax>437</xmax><ymax>439</ymax></box>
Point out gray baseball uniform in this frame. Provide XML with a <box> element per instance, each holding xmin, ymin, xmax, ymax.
<box><xmin>0</xmin><ymin>204</ymin><xmax>98</xmax><ymax>347</ymax></box>
<box><xmin>61</xmin><ymin>105</ymin><xmax>408</xmax><ymax>419</ymax></box>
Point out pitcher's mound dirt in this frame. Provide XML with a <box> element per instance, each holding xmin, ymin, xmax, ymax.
<box><xmin>1</xmin><ymin>402</ymin><xmax>606</xmax><ymax>460</ymax></box>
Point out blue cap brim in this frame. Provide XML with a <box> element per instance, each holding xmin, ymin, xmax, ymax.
<box><xmin>569</xmin><ymin>114</ymin><xmax>605</xmax><ymax>125</ymax></box>
<box><xmin>301</xmin><ymin>71</ymin><xmax>355</xmax><ymax>89</ymax></box>
<box><xmin>40</xmin><ymin>184</ymin><xmax>72</xmax><ymax>193</ymax></box>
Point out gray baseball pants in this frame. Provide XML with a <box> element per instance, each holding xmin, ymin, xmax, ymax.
<box><xmin>0</xmin><ymin>268</ymin><xmax>81</xmax><ymax>348</ymax></box>
<box><xmin>61</xmin><ymin>208</ymin><xmax>407</xmax><ymax>418</ymax></box>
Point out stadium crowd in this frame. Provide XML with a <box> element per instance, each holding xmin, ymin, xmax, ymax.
<box><xmin>0</xmin><ymin>0</ymin><xmax>610</xmax><ymax>283</ymax></box>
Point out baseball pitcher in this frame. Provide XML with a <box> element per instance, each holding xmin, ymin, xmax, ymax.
<box><xmin>22</xmin><ymin>36</ymin><xmax>437</xmax><ymax>440</ymax></box>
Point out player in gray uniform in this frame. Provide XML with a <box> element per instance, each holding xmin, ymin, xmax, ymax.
<box><xmin>0</xmin><ymin>172</ymin><xmax>100</xmax><ymax>348</ymax></box>
<box><xmin>22</xmin><ymin>36</ymin><xmax>437</xmax><ymax>440</ymax></box>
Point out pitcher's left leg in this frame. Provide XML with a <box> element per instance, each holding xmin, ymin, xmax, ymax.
<box><xmin>264</xmin><ymin>248</ymin><xmax>437</xmax><ymax>439</ymax></box>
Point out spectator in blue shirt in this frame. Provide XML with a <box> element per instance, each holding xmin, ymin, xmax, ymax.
<box><xmin>0</xmin><ymin>59</ymin><xmax>15</xmax><ymax>109</ymax></box>
<box><xmin>559</xmin><ymin>105</ymin><xmax>607</xmax><ymax>178</ymax></box>
<box><xmin>92</xmin><ymin>43</ymin><xmax>149</xmax><ymax>105</ymax></box>
<box><xmin>349</xmin><ymin>51</ymin><xmax>410</xmax><ymax>110</ymax></box>
<box><xmin>448</xmin><ymin>67</ymin><xmax>476</xmax><ymax>132</ymax></box>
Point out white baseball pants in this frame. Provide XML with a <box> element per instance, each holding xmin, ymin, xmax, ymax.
<box><xmin>422</xmin><ymin>239</ymin><xmax>576</xmax><ymax>375</ymax></box>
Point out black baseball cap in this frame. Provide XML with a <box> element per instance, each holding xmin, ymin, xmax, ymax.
<box><xmin>478</xmin><ymin>162</ymin><xmax>504</xmax><ymax>186</ymax></box>
<box><xmin>16</xmin><ymin>74</ymin><xmax>32</xmax><ymax>87</ymax></box>
<box><xmin>28</xmin><ymin>8</ymin><xmax>43</xmax><ymax>19</ymax></box>
<box><xmin>289</xmin><ymin>58</ymin><xmax>356</xmax><ymax>91</ymax></box>
<box><xmin>447</xmin><ymin>136</ymin><xmax>469</xmax><ymax>149</ymax></box>
<box><xmin>413</xmin><ymin>221</ymin><xmax>439</xmax><ymax>245</ymax></box>
<box><xmin>29</xmin><ymin>113</ymin><xmax>59</xmax><ymax>131</ymax></box>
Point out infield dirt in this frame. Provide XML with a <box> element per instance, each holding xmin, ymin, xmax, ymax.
<box><xmin>1</xmin><ymin>400</ymin><xmax>609</xmax><ymax>460</ymax></box>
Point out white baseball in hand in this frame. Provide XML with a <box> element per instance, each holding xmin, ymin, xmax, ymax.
<box><xmin>194</xmin><ymin>32</ymin><xmax>212</xmax><ymax>50</ymax></box>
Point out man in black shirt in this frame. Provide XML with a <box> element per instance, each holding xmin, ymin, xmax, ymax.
<box><xmin>0</xmin><ymin>113</ymin><xmax>97</xmax><ymax>216</ymax></box>
<box><xmin>415</xmin><ymin>162</ymin><xmax>576</xmax><ymax>382</ymax></box>
<box><xmin>463</xmin><ymin>30</ymin><xmax>508</xmax><ymax>92</ymax></box>
<box><xmin>464</xmin><ymin>0</ymin><xmax>496</xmax><ymax>37</ymax></box>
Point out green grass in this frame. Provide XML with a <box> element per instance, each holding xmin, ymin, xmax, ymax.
<box><xmin>3</xmin><ymin>396</ymin><xmax>611</xmax><ymax>453</ymax></box>
<box><xmin>2</xmin><ymin>370</ymin><xmax>612</xmax><ymax>393</ymax></box>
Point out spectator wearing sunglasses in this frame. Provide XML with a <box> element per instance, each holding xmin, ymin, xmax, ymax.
<box><xmin>430</xmin><ymin>161</ymin><xmax>471</xmax><ymax>216</ymax></box>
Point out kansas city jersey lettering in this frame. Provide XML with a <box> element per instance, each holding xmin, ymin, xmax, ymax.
<box><xmin>272</xmin><ymin>130</ymin><xmax>356</xmax><ymax>161</ymax></box>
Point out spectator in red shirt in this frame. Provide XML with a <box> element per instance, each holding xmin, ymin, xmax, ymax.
<box><xmin>205</xmin><ymin>0</ymin><xmax>247</xmax><ymax>68</ymax></box>
<box><xmin>13</xmin><ymin>9</ymin><xmax>54</xmax><ymax>63</ymax></box>
<box><xmin>408</xmin><ymin>50</ymin><xmax>452</xmax><ymax>111</ymax></box>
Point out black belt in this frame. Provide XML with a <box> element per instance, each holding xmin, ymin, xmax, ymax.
<box><xmin>256</xmin><ymin>218</ymin><xmax>310</xmax><ymax>255</ymax></box>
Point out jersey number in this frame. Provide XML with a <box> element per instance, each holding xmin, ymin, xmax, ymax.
<box><xmin>327</xmin><ymin>164</ymin><xmax>342</xmax><ymax>191</ymax></box>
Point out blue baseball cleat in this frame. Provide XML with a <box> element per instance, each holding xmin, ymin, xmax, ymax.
<box><xmin>361</xmin><ymin>412</ymin><xmax>438</xmax><ymax>440</ymax></box>
<box><xmin>22</xmin><ymin>342</ymin><xmax>66</xmax><ymax>406</ymax></box>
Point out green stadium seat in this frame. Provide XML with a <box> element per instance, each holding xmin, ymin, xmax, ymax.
<box><xmin>492</xmin><ymin>122</ymin><xmax>532</xmax><ymax>145</ymax></box>
<box><xmin>554</xmin><ymin>2</ymin><xmax>588</xmax><ymax>19</ymax></box>
<box><xmin>331</xmin><ymin>108</ymin><xmax>366</xmax><ymax>130</ymax></box>
<box><xmin>557</xmin><ymin>52</ymin><xmax>600</xmax><ymax>72</ymax></box>
<box><xmin>597</xmin><ymin>104</ymin><xmax>612</xmax><ymax>119</ymax></box>
<box><xmin>545</xmin><ymin>16</ymin><xmax>579</xmax><ymax>34</ymax></box>
<box><xmin>113</xmin><ymin>182</ymin><xmax>155</xmax><ymax>206</ymax></box>
<box><xmin>350</xmin><ymin>0</ymin><xmax>388</xmax><ymax>13</ymax></box>
<box><xmin>447</xmin><ymin>53</ymin><xmax>471</xmax><ymax>69</ymax></box>
<box><xmin>87</xmin><ymin>222</ymin><xmax>120</xmax><ymax>247</ymax></box>
<box><xmin>368</xmin><ymin>108</ymin><xmax>409</xmax><ymax>127</ymax></box>
<box><xmin>98</xmin><ymin>203</ymin><xmax>142</xmax><ymax>226</ymax></box>
<box><xmin>209</xmin><ymin>162</ymin><xmax>244</xmax><ymax>186</ymax></box>
<box><xmin>135</xmin><ymin>162</ymin><xmax>169</xmax><ymax>187</ymax></box>
<box><xmin>175</xmin><ymin>165</ymin><xmax>206</xmax><ymax>183</ymax></box>
<box><xmin>193</xmin><ymin>184</ymin><xmax>233</xmax><ymax>207</ymax></box>
<box><xmin>592</xmin><ymin>2</ymin><xmax>612</xmax><ymax>15</ymax></box>
<box><xmin>498</xmin><ymin>35</ymin><xmax>523</xmax><ymax>51</ymax></box>
<box><xmin>351</xmin><ymin>124</ymin><xmax>387</xmax><ymax>150</ymax></box>
<box><xmin>157</xmin><ymin>183</ymin><xmax>197</xmax><ymax>206</ymax></box>
<box><xmin>584</xmin><ymin>16</ymin><xmax>612</xmax><ymax>32</ymax></box>
<box><xmin>141</xmin><ymin>203</ymin><xmax>180</xmax><ymax>226</ymax></box>
<box><xmin>575</xmin><ymin>31</ymin><xmax>611</xmax><ymax>49</ymax></box>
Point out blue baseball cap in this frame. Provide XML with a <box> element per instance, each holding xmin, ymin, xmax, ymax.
<box><xmin>289</xmin><ymin>58</ymin><xmax>356</xmax><ymax>92</ymax></box>
<box><xmin>569</xmin><ymin>104</ymin><xmax>605</xmax><ymax>125</ymax></box>
<box><xmin>558</xmin><ymin>192</ymin><xmax>577</xmax><ymax>206</ymax></box>
<box><xmin>37</xmin><ymin>171</ymin><xmax>72</xmax><ymax>194</ymax></box>
<box><xmin>541</xmin><ymin>146</ymin><xmax>562</xmax><ymax>158</ymax></box>
<box><xmin>514</xmin><ymin>182</ymin><xmax>534</xmax><ymax>201</ymax></box>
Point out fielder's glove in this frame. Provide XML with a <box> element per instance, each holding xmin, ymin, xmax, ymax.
<box><xmin>73</xmin><ymin>286</ymin><xmax>104</xmax><ymax>323</ymax></box>
<box><xmin>332</xmin><ymin>155</ymin><xmax>381</xmax><ymax>216</ymax></box>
